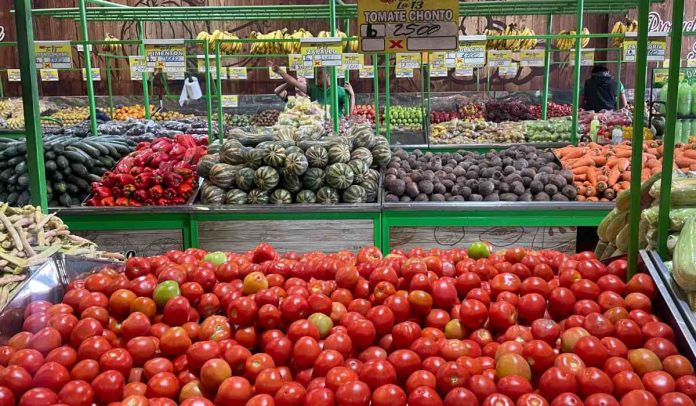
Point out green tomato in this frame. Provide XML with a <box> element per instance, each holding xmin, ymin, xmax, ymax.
<box><xmin>153</xmin><ymin>280</ymin><xmax>181</xmax><ymax>308</ymax></box>
<box><xmin>308</xmin><ymin>313</ymin><xmax>333</xmax><ymax>338</ymax></box>
<box><xmin>203</xmin><ymin>251</ymin><xmax>227</xmax><ymax>266</ymax></box>
<box><xmin>468</xmin><ymin>241</ymin><xmax>491</xmax><ymax>260</ymax></box>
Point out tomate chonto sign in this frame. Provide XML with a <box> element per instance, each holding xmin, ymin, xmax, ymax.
<box><xmin>358</xmin><ymin>0</ymin><xmax>459</xmax><ymax>53</ymax></box>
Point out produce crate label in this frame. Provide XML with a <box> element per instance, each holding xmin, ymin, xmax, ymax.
<box><xmin>6</xmin><ymin>69</ymin><xmax>21</xmax><ymax>82</ymax></box>
<box><xmin>487</xmin><ymin>50</ymin><xmax>512</xmax><ymax>67</ymax></box>
<box><xmin>39</xmin><ymin>68</ymin><xmax>59</xmax><ymax>82</ymax></box>
<box><xmin>228</xmin><ymin>67</ymin><xmax>247</xmax><ymax>80</ymax></box>
<box><xmin>269</xmin><ymin>66</ymin><xmax>287</xmax><ymax>80</ymax></box>
<box><xmin>359</xmin><ymin>65</ymin><xmax>375</xmax><ymax>78</ymax></box>
<box><xmin>396</xmin><ymin>52</ymin><xmax>420</xmax><ymax>69</ymax></box>
<box><xmin>498</xmin><ymin>63</ymin><xmax>518</xmax><ymax>78</ymax></box>
<box><xmin>454</xmin><ymin>66</ymin><xmax>474</xmax><ymax>77</ymax></box>
<box><xmin>570</xmin><ymin>49</ymin><xmax>594</xmax><ymax>67</ymax></box>
<box><xmin>429</xmin><ymin>52</ymin><xmax>448</xmax><ymax>77</ymax></box>
<box><xmin>221</xmin><ymin>95</ymin><xmax>239</xmax><ymax>108</ymax></box>
<box><xmin>457</xmin><ymin>42</ymin><xmax>486</xmax><ymax>67</ymax></box>
<box><xmin>519</xmin><ymin>49</ymin><xmax>545</xmax><ymax>67</ymax></box>
<box><xmin>342</xmin><ymin>53</ymin><xmax>364</xmax><ymax>70</ymax></box>
<box><xmin>145</xmin><ymin>44</ymin><xmax>186</xmax><ymax>74</ymax></box>
<box><xmin>301</xmin><ymin>41</ymin><xmax>343</xmax><ymax>67</ymax></box>
<box><xmin>81</xmin><ymin>68</ymin><xmax>101</xmax><ymax>81</ymax></box>
<box><xmin>647</xmin><ymin>39</ymin><xmax>666</xmax><ymax>62</ymax></box>
<box><xmin>196</xmin><ymin>57</ymin><xmax>218</xmax><ymax>75</ymax></box>
<box><xmin>357</xmin><ymin>0</ymin><xmax>459</xmax><ymax>53</ymax></box>
<box><xmin>34</xmin><ymin>43</ymin><xmax>72</xmax><ymax>69</ymax></box>
<box><xmin>395</xmin><ymin>66</ymin><xmax>414</xmax><ymax>78</ymax></box>
<box><xmin>623</xmin><ymin>40</ymin><xmax>638</xmax><ymax>62</ymax></box>
<box><xmin>129</xmin><ymin>56</ymin><xmax>149</xmax><ymax>80</ymax></box>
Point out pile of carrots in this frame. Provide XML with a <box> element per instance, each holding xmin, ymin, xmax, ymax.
<box><xmin>555</xmin><ymin>141</ymin><xmax>696</xmax><ymax>202</ymax></box>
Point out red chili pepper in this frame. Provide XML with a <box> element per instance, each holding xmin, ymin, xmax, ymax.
<box><xmin>149</xmin><ymin>185</ymin><xmax>164</xmax><ymax>199</ymax></box>
<box><xmin>99</xmin><ymin>196</ymin><xmax>116</xmax><ymax>206</ymax></box>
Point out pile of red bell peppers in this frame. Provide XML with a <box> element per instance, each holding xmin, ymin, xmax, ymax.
<box><xmin>86</xmin><ymin>135</ymin><xmax>207</xmax><ymax>206</ymax></box>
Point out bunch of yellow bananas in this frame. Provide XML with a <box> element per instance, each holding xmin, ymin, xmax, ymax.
<box><xmin>318</xmin><ymin>30</ymin><xmax>358</xmax><ymax>52</ymax></box>
<box><xmin>554</xmin><ymin>28</ymin><xmax>591</xmax><ymax>50</ymax></box>
<box><xmin>484</xmin><ymin>24</ymin><xmax>537</xmax><ymax>51</ymax></box>
<box><xmin>102</xmin><ymin>33</ymin><xmax>122</xmax><ymax>54</ymax></box>
<box><xmin>611</xmin><ymin>19</ymin><xmax>638</xmax><ymax>47</ymax></box>
<box><xmin>250</xmin><ymin>29</ymin><xmax>287</xmax><ymax>54</ymax></box>
<box><xmin>283</xmin><ymin>29</ymin><xmax>314</xmax><ymax>54</ymax></box>
<box><xmin>196</xmin><ymin>30</ymin><xmax>242</xmax><ymax>54</ymax></box>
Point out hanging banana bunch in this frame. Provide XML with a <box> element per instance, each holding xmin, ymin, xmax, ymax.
<box><xmin>554</xmin><ymin>27</ymin><xmax>591</xmax><ymax>50</ymax></box>
<box><xmin>219</xmin><ymin>31</ymin><xmax>242</xmax><ymax>54</ymax></box>
<box><xmin>249</xmin><ymin>29</ymin><xmax>287</xmax><ymax>55</ymax></box>
<box><xmin>611</xmin><ymin>19</ymin><xmax>637</xmax><ymax>48</ymax></box>
<box><xmin>102</xmin><ymin>33</ymin><xmax>122</xmax><ymax>54</ymax></box>
<box><xmin>283</xmin><ymin>29</ymin><xmax>314</xmax><ymax>54</ymax></box>
<box><xmin>483</xmin><ymin>24</ymin><xmax>537</xmax><ymax>51</ymax></box>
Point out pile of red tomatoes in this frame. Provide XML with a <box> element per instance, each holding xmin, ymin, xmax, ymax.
<box><xmin>1</xmin><ymin>243</ymin><xmax>695</xmax><ymax>406</ymax></box>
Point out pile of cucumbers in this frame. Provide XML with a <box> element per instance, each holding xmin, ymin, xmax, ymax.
<box><xmin>0</xmin><ymin>135</ymin><xmax>137</xmax><ymax>207</ymax></box>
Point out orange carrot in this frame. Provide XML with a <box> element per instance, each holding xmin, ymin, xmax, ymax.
<box><xmin>607</xmin><ymin>169</ymin><xmax>621</xmax><ymax>186</ymax></box>
<box><xmin>591</xmin><ymin>155</ymin><xmax>607</xmax><ymax>166</ymax></box>
<box><xmin>621</xmin><ymin>171</ymin><xmax>631</xmax><ymax>181</ymax></box>
<box><xmin>675</xmin><ymin>156</ymin><xmax>696</xmax><ymax>168</ymax></box>
<box><xmin>571</xmin><ymin>158</ymin><xmax>595</xmax><ymax>169</ymax></box>
<box><xmin>683</xmin><ymin>149</ymin><xmax>696</xmax><ymax>160</ymax></box>
<box><xmin>586</xmin><ymin>167</ymin><xmax>597</xmax><ymax>188</ymax></box>
<box><xmin>614</xmin><ymin>149</ymin><xmax>632</xmax><ymax>158</ymax></box>
<box><xmin>616</xmin><ymin>158</ymin><xmax>630</xmax><ymax>172</ymax></box>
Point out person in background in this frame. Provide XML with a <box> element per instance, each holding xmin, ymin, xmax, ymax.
<box><xmin>580</xmin><ymin>64</ymin><xmax>628</xmax><ymax>112</ymax></box>
<box><xmin>273</xmin><ymin>77</ymin><xmax>308</xmax><ymax>103</ymax></box>
<box><xmin>271</xmin><ymin>64</ymin><xmax>355</xmax><ymax>115</ymax></box>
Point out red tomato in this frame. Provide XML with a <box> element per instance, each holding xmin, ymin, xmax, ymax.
<box><xmin>619</xmin><ymin>390</ymin><xmax>657</xmax><ymax>406</ymax></box>
<box><xmin>408</xmin><ymin>386</ymin><xmax>443</xmax><ymax>406</ymax></box>
<box><xmin>91</xmin><ymin>370</ymin><xmax>125</xmax><ymax>404</ymax></box>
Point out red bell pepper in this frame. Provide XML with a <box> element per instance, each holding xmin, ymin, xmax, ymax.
<box><xmin>115</xmin><ymin>197</ymin><xmax>130</xmax><ymax>206</ymax></box>
<box><xmin>163</xmin><ymin>172</ymin><xmax>184</xmax><ymax>188</ymax></box>
<box><xmin>149</xmin><ymin>185</ymin><xmax>164</xmax><ymax>199</ymax></box>
<box><xmin>100</xmin><ymin>197</ymin><xmax>116</xmax><ymax>206</ymax></box>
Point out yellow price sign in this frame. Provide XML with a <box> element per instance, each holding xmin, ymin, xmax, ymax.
<box><xmin>647</xmin><ymin>39</ymin><xmax>667</xmax><ymax>62</ymax></box>
<box><xmin>34</xmin><ymin>43</ymin><xmax>72</xmax><ymax>69</ymax></box>
<box><xmin>301</xmin><ymin>42</ymin><xmax>343</xmax><ymax>67</ymax></box>
<box><xmin>196</xmin><ymin>57</ymin><xmax>218</xmax><ymax>75</ymax></box>
<box><xmin>129</xmin><ymin>56</ymin><xmax>148</xmax><ymax>81</ymax></box>
<box><xmin>487</xmin><ymin>50</ymin><xmax>512</xmax><ymax>67</ymax></box>
<box><xmin>7</xmin><ymin>69</ymin><xmax>21</xmax><ymax>82</ymax></box>
<box><xmin>228</xmin><ymin>67</ymin><xmax>247</xmax><ymax>80</ymax></box>
<box><xmin>145</xmin><ymin>43</ymin><xmax>186</xmax><ymax>74</ymax></box>
<box><xmin>342</xmin><ymin>53</ymin><xmax>364</xmax><ymax>70</ymax></box>
<box><xmin>519</xmin><ymin>49</ymin><xmax>545</xmax><ymax>67</ymax></box>
<box><xmin>39</xmin><ymin>68</ymin><xmax>59</xmax><ymax>82</ymax></box>
<box><xmin>82</xmin><ymin>68</ymin><xmax>101</xmax><ymax>81</ymax></box>
<box><xmin>688</xmin><ymin>60</ymin><xmax>696</xmax><ymax>68</ymax></box>
<box><xmin>288</xmin><ymin>54</ymin><xmax>304</xmax><ymax>71</ymax></box>
<box><xmin>623</xmin><ymin>40</ymin><xmax>638</xmax><ymax>62</ymax></box>
<box><xmin>221</xmin><ymin>95</ymin><xmax>239</xmax><ymax>108</ymax></box>
<box><xmin>454</xmin><ymin>66</ymin><xmax>474</xmax><ymax>77</ymax></box>
<box><xmin>429</xmin><ymin>52</ymin><xmax>448</xmax><ymax>77</ymax></box>
<box><xmin>269</xmin><ymin>66</ymin><xmax>287</xmax><ymax>80</ymax></box>
<box><xmin>395</xmin><ymin>66</ymin><xmax>414</xmax><ymax>78</ymax></box>
<box><xmin>458</xmin><ymin>42</ymin><xmax>486</xmax><ymax>67</ymax></box>
<box><xmin>358</xmin><ymin>0</ymin><xmax>459</xmax><ymax>53</ymax></box>
<box><xmin>359</xmin><ymin>65</ymin><xmax>374</xmax><ymax>79</ymax></box>
<box><xmin>498</xmin><ymin>63</ymin><xmax>519</xmax><ymax>78</ymax></box>
<box><xmin>396</xmin><ymin>53</ymin><xmax>420</xmax><ymax>69</ymax></box>
<box><xmin>570</xmin><ymin>49</ymin><xmax>595</xmax><ymax>67</ymax></box>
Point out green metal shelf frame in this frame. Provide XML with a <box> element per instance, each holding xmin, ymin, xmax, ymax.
<box><xmin>380</xmin><ymin>203</ymin><xmax>614</xmax><ymax>255</ymax></box>
<box><xmin>10</xmin><ymin>0</ymin><xmax>658</xmax><ymax>269</ymax></box>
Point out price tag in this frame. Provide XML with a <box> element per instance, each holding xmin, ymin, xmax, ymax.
<box><xmin>647</xmin><ymin>39</ymin><xmax>666</xmax><ymax>62</ymax></box>
<box><xmin>652</xmin><ymin>68</ymin><xmax>687</xmax><ymax>86</ymax></box>
<box><xmin>342</xmin><ymin>53</ymin><xmax>364</xmax><ymax>70</ymax></box>
<box><xmin>454</xmin><ymin>66</ymin><xmax>474</xmax><ymax>77</ymax></box>
<box><xmin>7</xmin><ymin>69</ymin><xmax>21</xmax><ymax>82</ymax></box>
<box><xmin>358</xmin><ymin>0</ymin><xmax>459</xmax><ymax>53</ymax></box>
<box><xmin>76</xmin><ymin>44</ymin><xmax>93</xmax><ymax>52</ymax></box>
<box><xmin>359</xmin><ymin>65</ymin><xmax>374</xmax><ymax>78</ymax></box>
<box><xmin>34</xmin><ymin>43</ymin><xmax>72</xmax><ymax>69</ymax></box>
<box><xmin>196</xmin><ymin>57</ymin><xmax>218</xmax><ymax>75</ymax></box>
<box><xmin>487</xmin><ymin>50</ymin><xmax>512</xmax><ymax>67</ymax></box>
<box><xmin>221</xmin><ymin>95</ymin><xmax>239</xmax><ymax>108</ymax></box>
<box><xmin>301</xmin><ymin>40</ymin><xmax>343</xmax><ymax>67</ymax></box>
<box><xmin>82</xmin><ymin>68</ymin><xmax>101</xmax><ymax>81</ymax></box>
<box><xmin>288</xmin><ymin>54</ymin><xmax>304</xmax><ymax>71</ymax></box>
<box><xmin>145</xmin><ymin>42</ymin><xmax>186</xmax><ymax>74</ymax></box>
<box><xmin>40</xmin><ymin>68</ymin><xmax>59</xmax><ymax>81</ymax></box>
<box><xmin>228</xmin><ymin>67</ymin><xmax>247</xmax><ymax>80</ymax></box>
<box><xmin>269</xmin><ymin>66</ymin><xmax>287</xmax><ymax>80</ymax></box>
<box><xmin>429</xmin><ymin>52</ymin><xmax>448</xmax><ymax>77</ymax></box>
<box><xmin>457</xmin><ymin>42</ymin><xmax>486</xmax><ymax>67</ymax></box>
<box><xmin>396</xmin><ymin>53</ymin><xmax>420</xmax><ymax>69</ymax></box>
<box><xmin>395</xmin><ymin>66</ymin><xmax>414</xmax><ymax>78</ymax></box>
<box><xmin>129</xmin><ymin>56</ymin><xmax>148</xmax><ymax>80</ymax></box>
<box><xmin>445</xmin><ymin>52</ymin><xmax>457</xmax><ymax>68</ymax></box>
<box><xmin>570</xmin><ymin>49</ymin><xmax>595</xmax><ymax>66</ymax></box>
<box><xmin>498</xmin><ymin>64</ymin><xmax>518</xmax><ymax>78</ymax></box>
<box><xmin>623</xmin><ymin>40</ymin><xmax>638</xmax><ymax>62</ymax></box>
<box><xmin>519</xmin><ymin>49</ymin><xmax>545</xmax><ymax>67</ymax></box>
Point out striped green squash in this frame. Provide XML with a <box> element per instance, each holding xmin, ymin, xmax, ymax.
<box><xmin>225</xmin><ymin>189</ymin><xmax>248</xmax><ymax>205</ymax></box>
<box><xmin>254</xmin><ymin>166</ymin><xmax>279</xmax><ymax>191</ymax></box>
<box><xmin>282</xmin><ymin>172</ymin><xmax>302</xmax><ymax>194</ymax></box>
<box><xmin>285</xmin><ymin>152</ymin><xmax>309</xmax><ymax>176</ymax></box>
<box><xmin>270</xmin><ymin>189</ymin><xmax>293</xmax><ymax>204</ymax></box>
<box><xmin>263</xmin><ymin>144</ymin><xmax>286</xmax><ymax>168</ymax></box>
<box><xmin>295</xmin><ymin>190</ymin><xmax>316</xmax><ymax>204</ymax></box>
<box><xmin>316</xmin><ymin>187</ymin><xmax>339</xmax><ymax>204</ymax></box>
<box><xmin>342</xmin><ymin>185</ymin><xmax>367</xmax><ymax>204</ymax></box>
<box><xmin>305</xmin><ymin>145</ymin><xmax>329</xmax><ymax>168</ymax></box>
<box><xmin>247</xmin><ymin>189</ymin><xmax>269</xmax><ymax>204</ymax></box>
<box><xmin>348</xmin><ymin>159</ymin><xmax>369</xmax><ymax>184</ymax></box>
<box><xmin>327</xmin><ymin>143</ymin><xmax>351</xmax><ymax>164</ymax></box>
<box><xmin>302</xmin><ymin>167</ymin><xmax>325</xmax><ymax>191</ymax></box>
<box><xmin>236</xmin><ymin>168</ymin><xmax>256</xmax><ymax>192</ymax></box>
<box><xmin>325</xmin><ymin>163</ymin><xmax>354</xmax><ymax>190</ymax></box>
<box><xmin>350</xmin><ymin>147</ymin><xmax>374</xmax><ymax>167</ymax></box>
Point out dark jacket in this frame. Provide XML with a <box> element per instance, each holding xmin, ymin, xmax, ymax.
<box><xmin>583</xmin><ymin>72</ymin><xmax>618</xmax><ymax>112</ymax></box>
